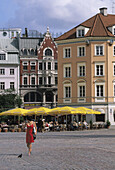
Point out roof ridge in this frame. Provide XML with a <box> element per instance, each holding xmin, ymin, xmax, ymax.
<box><xmin>98</xmin><ymin>14</ymin><xmax>109</xmax><ymax>36</ymax></box>
<box><xmin>90</xmin><ymin>14</ymin><xmax>98</xmax><ymax>36</ymax></box>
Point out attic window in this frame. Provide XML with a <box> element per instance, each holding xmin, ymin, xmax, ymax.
<box><xmin>78</xmin><ymin>29</ymin><xmax>84</xmax><ymax>37</ymax></box>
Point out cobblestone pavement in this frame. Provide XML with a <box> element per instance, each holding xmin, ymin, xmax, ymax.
<box><xmin>0</xmin><ymin>129</ymin><xmax>115</xmax><ymax>170</ymax></box>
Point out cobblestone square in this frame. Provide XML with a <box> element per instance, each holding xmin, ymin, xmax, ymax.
<box><xmin>0</xmin><ymin>128</ymin><xmax>115</xmax><ymax>170</ymax></box>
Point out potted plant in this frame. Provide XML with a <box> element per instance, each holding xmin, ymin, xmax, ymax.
<box><xmin>106</xmin><ymin>120</ymin><xmax>111</xmax><ymax>128</ymax></box>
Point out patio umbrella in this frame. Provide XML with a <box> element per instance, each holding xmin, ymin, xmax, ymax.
<box><xmin>25</xmin><ymin>107</ymin><xmax>51</xmax><ymax>117</ymax></box>
<box><xmin>0</xmin><ymin>108</ymin><xmax>28</xmax><ymax>116</ymax></box>
<box><xmin>75</xmin><ymin>107</ymin><xmax>101</xmax><ymax>114</ymax></box>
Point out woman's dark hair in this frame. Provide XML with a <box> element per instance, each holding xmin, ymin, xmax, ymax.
<box><xmin>27</xmin><ymin>116</ymin><xmax>32</xmax><ymax>121</ymax></box>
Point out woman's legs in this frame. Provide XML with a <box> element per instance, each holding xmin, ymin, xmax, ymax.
<box><xmin>27</xmin><ymin>143</ymin><xmax>32</xmax><ymax>155</ymax></box>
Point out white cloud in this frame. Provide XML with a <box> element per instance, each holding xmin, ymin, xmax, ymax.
<box><xmin>5</xmin><ymin>0</ymin><xmax>113</xmax><ymax>34</ymax></box>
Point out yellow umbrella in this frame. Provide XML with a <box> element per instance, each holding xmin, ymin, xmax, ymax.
<box><xmin>25</xmin><ymin>107</ymin><xmax>51</xmax><ymax>116</ymax></box>
<box><xmin>0</xmin><ymin>108</ymin><xmax>28</xmax><ymax>116</ymax></box>
<box><xmin>75</xmin><ymin>107</ymin><xmax>101</xmax><ymax>114</ymax></box>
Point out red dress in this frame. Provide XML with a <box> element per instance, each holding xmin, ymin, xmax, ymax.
<box><xmin>26</xmin><ymin>124</ymin><xmax>34</xmax><ymax>143</ymax></box>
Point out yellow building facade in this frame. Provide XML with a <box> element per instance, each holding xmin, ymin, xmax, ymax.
<box><xmin>56</xmin><ymin>8</ymin><xmax>115</xmax><ymax>125</ymax></box>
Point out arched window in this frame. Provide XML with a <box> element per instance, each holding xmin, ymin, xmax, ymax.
<box><xmin>45</xmin><ymin>49</ymin><xmax>52</xmax><ymax>56</ymax></box>
<box><xmin>23</xmin><ymin>49</ymin><xmax>27</xmax><ymax>55</ymax></box>
<box><xmin>30</xmin><ymin>49</ymin><xmax>34</xmax><ymax>55</ymax></box>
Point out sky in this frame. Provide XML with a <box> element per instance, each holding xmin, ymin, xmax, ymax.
<box><xmin>0</xmin><ymin>0</ymin><xmax>114</xmax><ymax>35</ymax></box>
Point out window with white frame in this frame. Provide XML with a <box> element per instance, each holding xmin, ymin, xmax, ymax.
<box><xmin>0</xmin><ymin>54</ymin><xmax>6</xmax><ymax>60</ymax></box>
<box><xmin>113</xmin><ymin>84</ymin><xmax>115</xmax><ymax>102</ymax></box>
<box><xmin>0</xmin><ymin>82</ymin><xmax>5</xmax><ymax>89</ymax></box>
<box><xmin>0</xmin><ymin>69</ymin><xmax>5</xmax><ymax>75</ymax></box>
<box><xmin>55</xmin><ymin>77</ymin><xmax>58</xmax><ymax>85</ymax></box>
<box><xmin>31</xmin><ymin>77</ymin><xmax>35</xmax><ymax>86</ymax></box>
<box><xmin>10</xmin><ymin>82</ymin><xmax>14</xmax><ymax>89</ymax></box>
<box><xmin>114</xmin><ymin>84</ymin><xmax>115</xmax><ymax>97</ymax></box>
<box><xmin>30</xmin><ymin>61</ymin><xmax>36</xmax><ymax>70</ymax></box>
<box><xmin>30</xmin><ymin>49</ymin><xmax>34</xmax><ymax>55</ymax></box>
<box><xmin>45</xmin><ymin>49</ymin><xmax>52</xmax><ymax>56</ymax></box>
<box><xmin>55</xmin><ymin>62</ymin><xmax>58</xmax><ymax>70</ymax></box>
<box><xmin>95</xmin><ymin>63</ymin><xmax>104</xmax><ymax>76</ymax></box>
<box><xmin>95</xmin><ymin>45</ymin><xmax>104</xmax><ymax>56</ymax></box>
<box><xmin>39</xmin><ymin>77</ymin><xmax>42</xmax><ymax>85</ymax></box>
<box><xmin>48</xmin><ymin>62</ymin><xmax>51</xmax><ymax>70</ymax></box>
<box><xmin>78</xmin><ymin>82</ymin><xmax>86</xmax><ymax>102</ymax></box>
<box><xmin>23</xmin><ymin>61</ymin><xmax>28</xmax><ymax>70</ymax></box>
<box><xmin>65</xmin><ymin>86</ymin><xmax>71</xmax><ymax>98</ymax></box>
<box><xmin>63</xmin><ymin>48</ymin><xmax>71</xmax><ymax>58</ymax></box>
<box><xmin>77</xmin><ymin>29</ymin><xmax>84</xmax><ymax>37</ymax></box>
<box><xmin>10</xmin><ymin>69</ymin><xmax>14</xmax><ymax>75</ymax></box>
<box><xmin>96</xmin><ymin>85</ymin><xmax>104</xmax><ymax>97</ymax></box>
<box><xmin>113</xmin><ymin>63</ymin><xmax>115</xmax><ymax>76</ymax></box>
<box><xmin>95</xmin><ymin>82</ymin><xmax>105</xmax><ymax>102</ymax></box>
<box><xmin>23</xmin><ymin>77</ymin><xmax>28</xmax><ymax>85</ymax></box>
<box><xmin>77</xmin><ymin>46</ymin><xmax>85</xmax><ymax>57</ymax></box>
<box><xmin>78</xmin><ymin>63</ymin><xmax>86</xmax><ymax>77</ymax></box>
<box><xmin>64</xmin><ymin>65</ymin><xmax>71</xmax><ymax>78</ymax></box>
<box><xmin>113</xmin><ymin>46</ymin><xmax>115</xmax><ymax>56</ymax></box>
<box><xmin>39</xmin><ymin>62</ymin><xmax>42</xmax><ymax>70</ymax></box>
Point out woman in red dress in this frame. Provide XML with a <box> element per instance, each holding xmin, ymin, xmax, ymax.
<box><xmin>26</xmin><ymin>117</ymin><xmax>37</xmax><ymax>156</ymax></box>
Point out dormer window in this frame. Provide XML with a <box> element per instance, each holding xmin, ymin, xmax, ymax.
<box><xmin>78</xmin><ymin>29</ymin><xmax>84</xmax><ymax>37</ymax></box>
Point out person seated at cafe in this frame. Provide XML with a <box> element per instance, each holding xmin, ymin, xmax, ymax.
<box><xmin>73</xmin><ymin>121</ymin><xmax>78</xmax><ymax>130</ymax></box>
<box><xmin>83</xmin><ymin>120</ymin><xmax>88</xmax><ymax>129</ymax></box>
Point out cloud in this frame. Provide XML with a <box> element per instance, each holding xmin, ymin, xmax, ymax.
<box><xmin>5</xmin><ymin>0</ymin><xmax>113</xmax><ymax>34</ymax></box>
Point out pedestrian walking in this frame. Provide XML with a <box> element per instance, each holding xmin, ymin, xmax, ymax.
<box><xmin>26</xmin><ymin>116</ymin><xmax>37</xmax><ymax>156</ymax></box>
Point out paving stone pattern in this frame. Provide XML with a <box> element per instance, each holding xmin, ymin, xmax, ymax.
<box><xmin>0</xmin><ymin>129</ymin><xmax>115</xmax><ymax>170</ymax></box>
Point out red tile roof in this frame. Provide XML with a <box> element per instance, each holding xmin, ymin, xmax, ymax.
<box><xmin>56</xmin><ymin>13</ymin><xmax>115</xmax><ymax>40</ymax></box>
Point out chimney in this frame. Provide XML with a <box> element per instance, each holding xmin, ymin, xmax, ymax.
<box><xmin>25</xmin><ymin>28</ymin><xmax>28</xmax><ymax>37</ymax></box>
<box><xmin>99</xmin><ymin>7</ymin><xmax>107</xmax><ymax>16</ymax></box>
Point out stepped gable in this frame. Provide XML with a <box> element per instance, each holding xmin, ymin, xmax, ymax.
<box><xmin>56</xmin><ymin>12</ymin><xmax>115</xmax><ymax>40</ymax></box>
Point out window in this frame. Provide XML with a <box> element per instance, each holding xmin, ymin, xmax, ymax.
<box><xmin>45</xmin><ymin>49</ymin><xmax>52</xmax><ymax>56</ymax></box>
<box><xmin>10</xmin><ymin>69</ymin><xmax>14</xmax><ymax>75</ymax></box>
<box><xmin>39</xmin><ymin>63</ymin><xmax>42</xmax><ymax>70</ymax></box>
<box><xmin>44</xmin><ymin>77</ymin><xmax>46</xmax><ymax>84</ymax></box>
<box><xmin>55</xmin><ymin>77</ymin><xmax>58</xmax><ymax>85</ymax></box>
<box><xmin>114</xmin><ymin>64</ymin><xmax>115</xmax><ymax>76</ymax></box>
<box><xmin>78</xmin><ymin>64</ymin><xmax>85</xmax><ymax>77</ymax></box>
<box><xmin>44</xmin><ymin>63</ymin><xmax>46</xmax><ymax>70</ymax></box>
<box><xmin>64</xmin><ymin>67</ymin><xmax>71</xmax><ymax>78</ymax></box>
<box><xmin>95</xmin><ymin>45</ymin><xmax>104</xmax><ymax>55</ymax></box>
<box><xmin>96</xmin><ymin>85</ymin><xmax>104</xmax><ymax>97</ymax></box>
<box><xmin>23</xmin><ymin>62</ymin><xmax>28</xmax><ymax>70</ymax></box>
<box><xmin>39</xmin><ymin>77</ymin><xmax>42</xmax><ymax>85</ymax></box>
<box><xmin>64</xmin><ymin>48</ymin><xmax>71</xmax><ymax>58</ymax></box>
<box><xmin>10</xmin><ymin>82</ymin><xmax>14</xmax><ymax>89</ymax></box>
<box><xmin>48</xmin><ymin>76</ymin><xmax>51</xmax><ymax>84</ymax></box>
<box><xmin>114</xmin><ymin>84</ymin><xmax>115</xmax><ymax>96</ymax></box>
<box><xmin>95</xmin><ymin>64</ymin><xmax>104</xmax><ymax>76</ymax></box>
<box><xmin>48</xmin><ymin>62</ymin><xmax>51</xmax><ymax>70</ymax></box>
<box><xmin>0</xmin><ymin>69</ymin><xmax>5</xmax><ymax>75</ymax></box>
<box><xmin>24</xmin><ymin>77</ymin><xmax>28</xmax><ymax>85</ymax></box>
<box><xmin>65</xmin><ymin>86</ymin><xmax>71</xmax><ymax>98</ymax></box>
<box><xmin>31</xmin><ymin>77</ymin><xmax>35</xmax><ymax>86</ymax></box>
<box><xmin>30</xmin><ymin>49</ymin><xmax>34</xmax><ymax>55</ymax></box>
<box><xmin>113</xmin><ymin>46</ymin><xmax>115</xmax><ymax>56</ymax></box>
<box><xmin>79</xmin><ymin>86</ymin><xmax>85</xmax><ymax>97</ymax></box>
<box><xmin>55</xmin><ymin>63</ymin><xmax>58</xmax><ymax>70</ymax></box>
<box><xmin>0</xmin><ymin>82</ymin><xmax>5</xmax><ymax>90</ymax></box>
<box><xmin>78</xmin><ymin>47</ymin><xmax>85</xmax><ymax>57</ymax></box>
<box><xmin>30</xmin><ymin>62</ymin><xmax>36</xmax><ymax>70</ymax></box>
<box><xmin>77</xmin><ymin>29</ymin><xmax>84</xmax><ymax>37</ymax></box>
<box><xmin>23</xmin><ymin>49</ymin><xmax>27</xmax><ymax>55</ymax></box>
<box><xmin>0</xmin><ymin>54</ymin><xmax>6</xmax><ymax>60</ymax></box>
